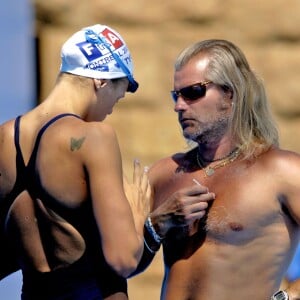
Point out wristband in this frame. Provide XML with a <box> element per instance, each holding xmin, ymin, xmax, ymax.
<box><xmin>143</xmin><ymin>222</ymin><xmax>161</xmax><ymax>252</ymax></box>
<box><xmin>143</xmin><ymin>237</ymin><xmax>156</xmax><ymax>254</ymax></box>
<box><xmin>270</xmin><ymin>290</ymin><xmax>289</xmax><ymax>300</ymax></box>
<box><xmin>145</xmin><ymin>216</ymin><xmax>163</xmax><ymax>244</ymax></box>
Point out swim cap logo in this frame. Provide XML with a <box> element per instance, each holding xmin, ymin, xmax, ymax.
<box><xmin>76</xmin><ymin>28</ymin><xmax>124</xmax><ymax>64</ymax></box>
<box><xmin>101</xmin><ymin>28</ymin><xmax>123</xmax><ymax>49</ymax></box>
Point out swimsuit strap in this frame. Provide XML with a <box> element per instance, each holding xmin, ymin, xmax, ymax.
<box><xmin>1</xmin><ymin>116</ymin><xmax>27</xmax><ymax>227</ymax></box>
<box><xmin>14</xmin><ymin>115</ymin><xmax>26</xmax><ymax>178</ymax></box>
<box><xmin>27</xmin><ymin>113</ymin><xmax>81</xmax><ymax>169</ymax></box>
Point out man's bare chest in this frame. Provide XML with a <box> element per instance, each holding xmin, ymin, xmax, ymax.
<box><xmin>156</xmin><ymin>168</ymin><xmax>281</xmax><ymax>244</ymax></box>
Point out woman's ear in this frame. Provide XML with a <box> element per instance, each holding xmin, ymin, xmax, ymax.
<box><xmin>93</xmin><ymin>79</ymin><xmax>107</xmax><ymax>90</ymax></box>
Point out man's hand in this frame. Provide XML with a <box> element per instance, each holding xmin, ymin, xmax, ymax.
<box><xmin>150</xmin><ymin>182</ymin><xmax>215</xmax><ymax>238</ymax></box>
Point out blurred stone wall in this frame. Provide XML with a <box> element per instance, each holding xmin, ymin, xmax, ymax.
<box><xmin>32</xmin><ymin>1</ymin><xmax>300</xmax><ymax>298</ymax></box>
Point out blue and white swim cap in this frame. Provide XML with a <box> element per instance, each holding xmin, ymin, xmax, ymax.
<box><xmin>60</xmin><ymin>24</ymin><xmax>138</xmax><ymax>93</ymax></box>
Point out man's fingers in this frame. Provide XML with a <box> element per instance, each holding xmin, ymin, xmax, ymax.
<box><xmin>175</xmin><ymin>190</ymin><xmax>215</xmax><ymax>208</ymax></box>
<box><xmin>182</xmin><ymin>185</ymin><xmax>209</xmax><ymax>196</ymax></box>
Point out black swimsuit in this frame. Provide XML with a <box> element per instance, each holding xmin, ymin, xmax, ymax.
<box><xmin>4</xmin><ymin>114</ymin><xmax>127</xmax><ymax>300</ymax></box>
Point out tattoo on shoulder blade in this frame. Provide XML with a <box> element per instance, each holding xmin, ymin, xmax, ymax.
<box><xmin>70</xmin><ymin>137</ymin><xmax>86</xmax><ymax>151</ymax></box>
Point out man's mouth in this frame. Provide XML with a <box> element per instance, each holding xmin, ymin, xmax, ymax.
<box><xmin>180</xmin><ymin>118</ymin><xmax>195</xmax><ymax>129</ymax></box>
<box><xmin>180</xmin><ymin>117</ymin><xmax>194</xmax><ymax>124</ymax></box>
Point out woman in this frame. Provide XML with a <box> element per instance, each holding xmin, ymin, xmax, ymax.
<box><xmin>0</xmin><ymin>24</ymin><xmax>149</xmax><ymax>299</ymax></box>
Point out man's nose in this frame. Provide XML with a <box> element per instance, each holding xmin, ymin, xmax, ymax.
<box><xmin>174</xmin><ymin>96</ymin><xmax>188</xmax><ymax>112</ymax></box>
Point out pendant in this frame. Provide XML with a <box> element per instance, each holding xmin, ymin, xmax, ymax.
<box><xmin>205</xmin><ymin>167</ymin><xmax>215</xmax><ymax>177</ymax></box>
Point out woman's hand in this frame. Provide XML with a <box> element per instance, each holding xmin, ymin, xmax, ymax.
<box><xmin>124</xmin><ymin>159</ymin><xmax>151</xmax><ymax>235</ymax></box>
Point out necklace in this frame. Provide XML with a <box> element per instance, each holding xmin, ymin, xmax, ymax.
<box><xmin>196</xmin><ymin>148</ymin><xmax>241</xmax><ymax>177</ymax></box>
<box><xmin>200</xmin><ymin>148</ymin><xmax>239</xmax><ymax>162</ymax></box>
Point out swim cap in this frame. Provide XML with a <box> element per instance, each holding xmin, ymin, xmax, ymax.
<box><xmin>60</xmin><ymin>24</ymin><xmax>138</xmax><ymax>93</ymax></box>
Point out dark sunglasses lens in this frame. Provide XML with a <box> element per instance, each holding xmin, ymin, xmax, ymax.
<box><xmin>180</xmin><ymin>85</ymin><xmax>206</xmax><ymax>100</ymax></box>
<box><xmin>171</xmin><ymin>91</ymin><xmax>178</xmax><ymax>102</ymax></box>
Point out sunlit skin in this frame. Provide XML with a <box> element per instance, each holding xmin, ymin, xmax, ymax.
<box><xmin>145</xmin><ymin>53</ymin><xmax>300</xmax><ymax>300</ymax></box>
<box><xmin>91</xmin><ymin>78</ymin><xmax>129</xmax><ymax>121</ymax></box>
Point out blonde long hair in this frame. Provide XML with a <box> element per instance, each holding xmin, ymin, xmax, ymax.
<box><xmin>175</xmin><ymin>39</ymin><xmax>279</xmax><ymax>158</ymax></box>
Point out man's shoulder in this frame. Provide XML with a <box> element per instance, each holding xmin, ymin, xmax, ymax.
<box><xmin>264</xmin><ymin>146</ymin><xmax>300</xmax><ymax>161</ymax></box>
<box><xmin>151</xmin><ymin>149</ymin><xmax>192</xmax><ymax>168</ymax></box>
<box><xmin>261</xmin><ymin>147</ymin><xmax>300</xmax><ymax>175</ymax></box>
<box><xmin>149</xmin><ymin>149</ymin><xmax>195</xmax><ymax>181</ymax></box>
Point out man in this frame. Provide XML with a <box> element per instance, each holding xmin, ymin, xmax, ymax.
<box><xmin>139</xmin><ymin>39</ymin><xmax>300</xmax><ymax>299</ymax></box>
<box><xmin>0</xmin><ymin>24</ymin><xmax>150</xmax><ymax>299</ymax></box>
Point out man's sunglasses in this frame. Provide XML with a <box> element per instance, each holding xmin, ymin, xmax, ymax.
<box><xmin>171</xmin><ymin>81</ymin><xmax>212</xmax><ymax>102</ymax></box>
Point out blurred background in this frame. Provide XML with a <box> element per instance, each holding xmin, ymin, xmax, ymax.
<box><xmin>1</xmin><ymin>0</ymin><xmax>300</xmax><ymax>299</ymax></box>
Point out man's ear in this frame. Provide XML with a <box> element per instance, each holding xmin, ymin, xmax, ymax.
<box><xmin>222</xmin><ymin>85</ymin><xmax>233</xmax><ymax>100</ymax></box>
<box><xmin>93</xmin><ymin>79</ymin><xmax>108</xmax><ymax>90</ymax></box>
